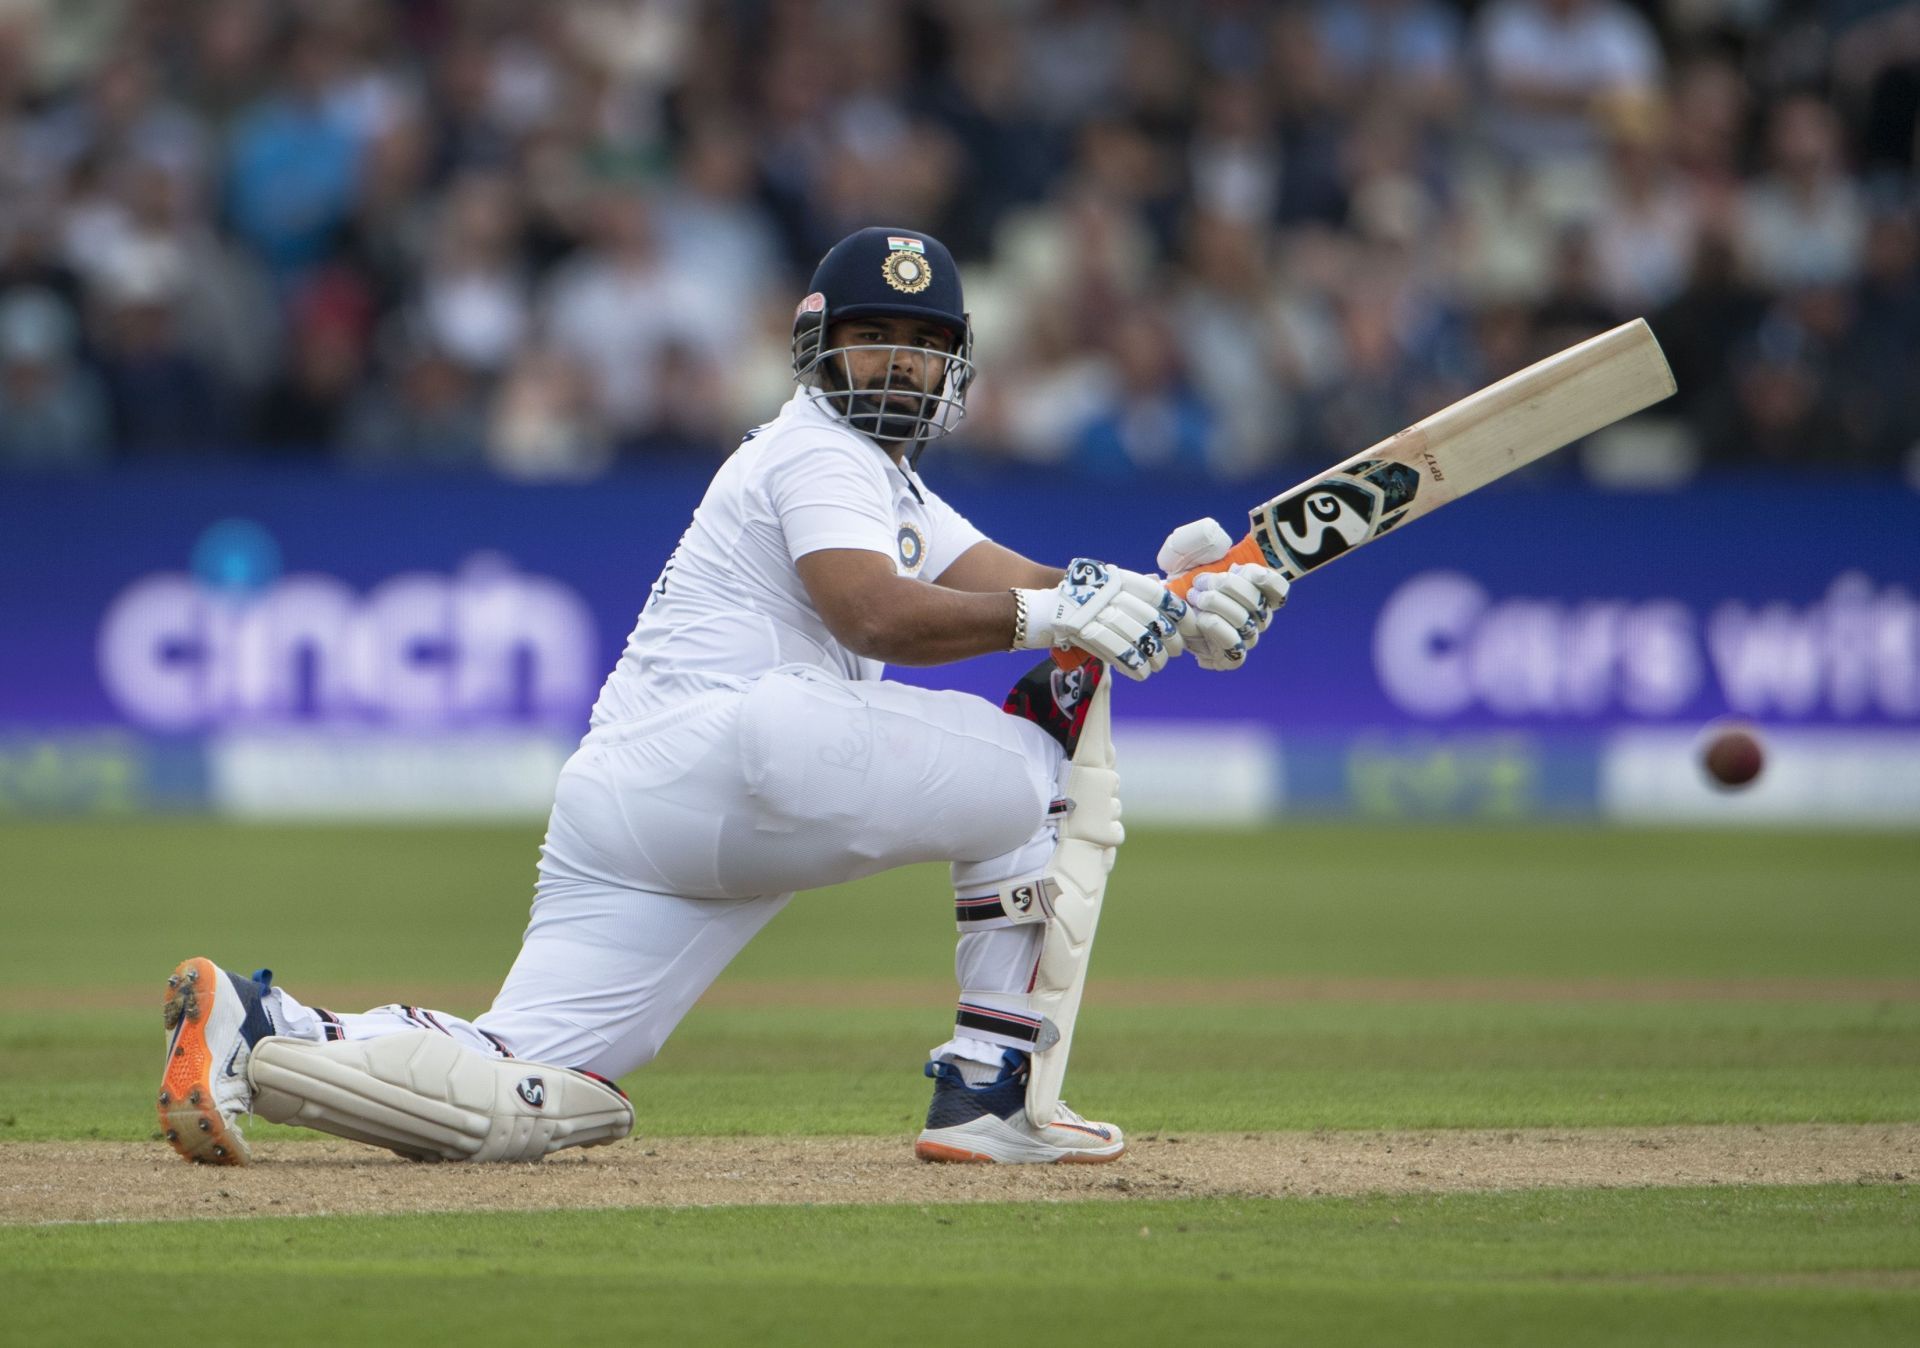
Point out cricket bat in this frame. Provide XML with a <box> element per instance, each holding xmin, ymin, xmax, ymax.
<box><xmin>1161</xmin><ymin>318</ymin><xmax>1676</xmax><ymax>597</ymax></box>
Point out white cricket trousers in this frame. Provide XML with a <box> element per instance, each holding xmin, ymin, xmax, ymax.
<box><xmin>292</xmin><ymin>667</ymin><xmax>1065</xmax><ymax>1079</ymax></box>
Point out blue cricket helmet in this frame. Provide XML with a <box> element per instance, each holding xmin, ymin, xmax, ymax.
<box><xmin>791</xmin><ymin>226</ymin><xmax>976</xmax><ymax>454</ymax></box>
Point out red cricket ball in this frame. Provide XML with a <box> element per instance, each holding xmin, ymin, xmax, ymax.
<box><xmin>1700</xmin><ymin>722</ymin><xmax>1765</xmax><ymax>790</ymax></box>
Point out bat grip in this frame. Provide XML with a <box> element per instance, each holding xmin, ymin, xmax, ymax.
<box><xmin>1050</xmin><ymin>534</ymin><xmax>1265</xmax><ymax>670</ymax></box>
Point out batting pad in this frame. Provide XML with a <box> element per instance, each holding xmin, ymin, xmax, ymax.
<box><xmin>248</xmin><ymin>1031</ymin><xmax>632</xmax><ymax>1162</ymax></box>
<box><xmin>1024</xmin><ymin>673</ymin><xmax>1120</xmax><ymax>1126</ymax></box>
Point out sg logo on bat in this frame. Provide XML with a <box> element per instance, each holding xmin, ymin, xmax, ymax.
<box><xmin>1252</xmin><ymin>458</ymin><xmax>1421</xmax><ymax>577</ymax></box>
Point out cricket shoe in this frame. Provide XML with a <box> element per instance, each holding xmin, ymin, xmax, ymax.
<box><xmin>158</xmin><ymin>958</ymin><xmax>280</xmax><ymax>1165</ymax></box>
<box><xmin>913</xmin><ymin>1056</ymin><xmax>1124</xmax><ymax>1164</ymax></box>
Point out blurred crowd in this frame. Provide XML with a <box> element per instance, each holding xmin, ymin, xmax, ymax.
<box><xmin>2</xmin><ymin>0</ymin><xmax>1919</xmax><ymax>481</ymax></box>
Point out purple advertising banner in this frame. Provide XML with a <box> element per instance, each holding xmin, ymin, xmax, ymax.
<box><xmin>4</xmin><ymin>469</ymin><xmax>1918</xmax><ymax>741</ymax></box>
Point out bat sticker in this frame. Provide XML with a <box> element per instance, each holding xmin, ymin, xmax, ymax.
<box><xmin>1251</xmin><ymin>459</ymin><xmax>1420</xmax><ymax>576</ymax></box>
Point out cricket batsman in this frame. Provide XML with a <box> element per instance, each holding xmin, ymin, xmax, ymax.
<box><xmin>159</xmin><ymin>227</ymin><xmax>1289</xmax><ymax>1166</ymax></box>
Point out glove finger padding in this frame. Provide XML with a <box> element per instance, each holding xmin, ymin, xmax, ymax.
<box><xmin>1197</xmin><ymin>565</ymin><xmax>1290</xmax><ymax>639</ymax></box>
<box><xmin>1156</xmin><ymin>518</ymin><xmax>1235</xmax><ymax>576</ymax></box>
<box><xmin>1247</xmin><ymin>565</ymin><xmax>1291</xmax><ymax>612</ymax></box>
<box><xmin>1190</xmin><ymin>581</ymin><xmax>1256</xmax><ymax>634</ymax></box>
<box><xmin>1116</xmin><ymin>571</ymin><xmax>1189</xmax><ymax>656</ymax></box>
<box><xmin>1194</xmin><ymin>569</ymin><xmax>1264</xmax><ymax>617</ymax></box>
<box><xmin>1102</xmin><ymin>592</ymin><xmax>1168</xmax><ymax>669</ymax></box>
<box><xmin>1081</xmin><ymin>626</ymin><xmax>1150</xmax><ymax>677</ymax></box>
<box><xmin>1190</xmin><ymin>612</ymin><xmax>1247</xmax><ymax>670</ymax></box>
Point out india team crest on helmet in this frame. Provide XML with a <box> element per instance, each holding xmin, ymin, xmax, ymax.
<box><xmin>1251</xmin><ymin>459</ymin><xmax>1421</xmax><ymax>577</ymax></box>
<box><xmin>882</xmin><ymin>244</ymin><xmax>932</xmax><ymax>293</ymax></box>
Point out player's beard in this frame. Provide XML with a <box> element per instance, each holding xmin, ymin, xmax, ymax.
<box><xmin>824</xmin><ymin>353</ymin><xmax>939</xmax><ymax>443</ymax></box>
<box><xmin>848</xmin><ymin>384</ymin><xmax>934</xmax><ymax>442</ymax></box>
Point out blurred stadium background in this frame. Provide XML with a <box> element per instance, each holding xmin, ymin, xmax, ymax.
<box><xmin>1</xmin><ymin>0</ymin><xmax>1916</xmax><ymax>827</ymax></box>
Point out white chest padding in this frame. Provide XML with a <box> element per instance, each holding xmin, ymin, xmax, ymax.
<box><xmin>248</xmin><ymin>1032</ymin><xmax>633</xmax><ymax>1162</ymax></box>
<box><xmin>1024</xmin><ymin>674</ymin><xmax>1121</xmax><ymax>1126</ymax></box>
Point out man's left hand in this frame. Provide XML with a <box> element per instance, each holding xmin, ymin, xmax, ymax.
<box><xmin>1156</xmin><ymin>518</ymin><xmax>1291</xmax><ymax>672</ymax></box>
<box><xmin>1185</xmin><ymin>564</ymin><xmax>1289</xmax><ymax>670</ymax></box>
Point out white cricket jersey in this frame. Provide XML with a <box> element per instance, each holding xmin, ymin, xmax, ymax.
<box><xmin>588</xmin><ymin>389</ymin><xmax>988</xmax><ymax>727</ymax></box>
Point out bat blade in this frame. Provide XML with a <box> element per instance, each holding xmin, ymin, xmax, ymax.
<box><xmin>1172</xmin><ymin>318</ymin><xmax>1676</xmax><ymax>596</ymax></box>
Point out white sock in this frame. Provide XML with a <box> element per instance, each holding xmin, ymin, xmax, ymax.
<box><xmin>259</xmin><ymin>985</ymin><xmax>325</xmax><ymax>1042</ymax></box>
<box><xmin>955</xmin><ymin>1057</ymin><xmax>1015</xmax><ymax>1087</ymax></box>
<box><xmin>267</xmin><ymin>988</ymin><xmax>507</xmax><ymax>1060</ymax></box>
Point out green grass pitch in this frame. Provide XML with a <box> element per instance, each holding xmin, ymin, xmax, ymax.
<box><xmin>2</xmin><ymin>818</ymin><xmax>1916</xmax><ymax>1345</ymax></box>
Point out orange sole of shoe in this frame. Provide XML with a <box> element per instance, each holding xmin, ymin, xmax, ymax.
<box><xmin>913</xmin><ymin>1140</ymin><xmax>1125</xmax><ymax>1165</ymax></box>
<box><xmin>157</xmin><ymin>957</ymin><xmax>249</xmax><ymax>1165</ymax></box>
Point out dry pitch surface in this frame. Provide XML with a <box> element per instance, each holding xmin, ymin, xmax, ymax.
<box><xmin>5</xmin><ymin>1125</ymin><xmax>1914</xmax><ymax>1225</ymax></box>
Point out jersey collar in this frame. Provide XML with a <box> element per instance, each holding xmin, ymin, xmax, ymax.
<box><xmin>790</xmin><ymin>388</ymin><xmax>925</xmax><ymax>501</ymax></box>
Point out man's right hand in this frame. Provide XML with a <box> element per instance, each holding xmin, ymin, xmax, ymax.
<box><xmin>1015</xmin><ymin>559</ymin><xmax>1187</xmax><ymax>681</ymax></box>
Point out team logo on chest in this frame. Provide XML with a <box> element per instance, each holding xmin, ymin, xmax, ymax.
<box><xmin>897</xmin><ymin>523</ymin><xmax>927</xmax><ymax>572</ymax></box>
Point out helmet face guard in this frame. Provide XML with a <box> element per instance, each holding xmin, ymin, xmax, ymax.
<box><xmin>790</xmin><ymin>228</ymin><xmax>975</xmax><ymax>459</ymax></box>
<box><xmin>792</xmin><ymin>309</ymin><xmax>976</xmax><ymax>450</ymax></box>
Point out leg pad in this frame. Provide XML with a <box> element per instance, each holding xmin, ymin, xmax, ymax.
<box><xmin>1024</xmin><ymin>682</ymin><xmax>1118</xmax><ymax>1122</ymax></box>
<box><xmin>248</xmin><ymin>1031</ymin><xmax>632</xmax><ymax>1162</ymax></box>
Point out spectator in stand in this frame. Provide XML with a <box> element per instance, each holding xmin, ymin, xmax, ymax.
<box><xmin>106</xmin><ymin>158</ymin><xmax>280</xmax><ymax>401</ymax></box>
<box><xmin>977</xmin><ymin>302</ymin><xmax>1121</xmax><ymax>468</ymax></box>
<box><xmin>1654</xmin><ymin>221</ymin><xmax>1769</xmax><ymax>435</ymax></box>
<box><xmin>0</xmin><ymin>0</ymin><xmax>1911</xmax><ymax>479</ymax></box>
<box><xmin>514</xmin><ymin>123</ymin><xmax>595</xmax><ymax>279</ymax></box>
<box><xmin>423</xmin><ymin>33</ymin><xmax>521</xmax><ymax>183</ymax></box>
<box><xmin>1534</xmin><ymin>227</ymin><xmax>1622</xmax><ymax>356</ymax></box>
<box><xmin>1171</xmin><ymin>210</ymin><xmax>1296</xmax><ymax>475</ymax></box>
<box><xmin>1023</xmin><ymin>0</ymin><xmax>1131</xmax><ymax>127</ymax></box>
<box><xmin>1586</xmin><ymin>94</ymin><xmax>1702</xmax><ymax>315</ymax></box>
<box><xmin>413</xmin><ymin>171</ymin><xmax>531</xmax><ymax>376</ymax></box>
<box><xmin>1703</xmin><ymin>317</ymin><xmax>1850</xmax><ymax>471</ymax></box>
<box><xmin>1298</xmin><ymin>280</ymin><xmax>1430</xmax><ymax>463</ymax></box>
<box><xmin>0</xmin><ymin>286</ymin><xmax>109</xmax><ymax>469</ymax></box>
<box><xmin>922</xmin><ymin>6</ymin><xmax>1063</xmax><ymax>259</ymax></box>
<box><xmin>90</xmin><ymin>236</ymin><xmax>233</xmax><ymax>456</ymax></box>
<box><xmin>1266</xmin><ymin>7</ymin><xmax>1351</xmax><ymax>230</ymax></box>
<box><xmin>181</xmin><ymin>0</ymin><xmax>277</xmax><ymax>131</ymax></box>
<box><xmin>1314</xmin><ymin>0</ymin><xmax>1464</xmax><ymax>126</ymax></box>
<box><xmin>224</xmin><ymin>23</ymin><xmax>364</xmax><ymax>282</ymax></box>
<box><xmin>0</xmin><ymin>204</ymin><xmax>84</xmax><ymax>314</ymax></box>
<box><xmin>1070</xmin><ymin>311</ymin><xmax>1216</xmax><ymax>476</ymax></box>
<box><xmin>541</xmin><ymin>188</ymin><xmax>728</xmax><ymax>447</ymax></box>
<box><xmin>651</xmin><ymin>122</ymin><xmax>785</xmax><ymax>315</ymax></box>
<box><xmin>1737</xmin><ymin>95</ymin><xmax>1868</xmax><ymax>290</ymax></box>
<box><xmin>1829</xmin><ymin>206</ymin><xmax>1920</xmax><ymax>464</ymax></box>
<box><xmin>339</xmin><ymin>324</ymin><xmax>487</xmax><ymax>469</ymax></box>
<box><xmin>1187</xmin><ymin>76</ymin><xmax>1283</xmax><ymax>228</ymax></box>
<box><xmin>333</xmin><ymin>110</ymin><xmax>438</xmax><ymax>315</ymax></box>
<box><xmin>253</xmin><ymin>266</ymin><xmax>374</xmax><ymax>454</ymax></box>
<box><xmin>1475</xmin><ymin>0</ymin><xmax>1663</xmax><ymax>165</ymax></box>
<box><xmin>19</xmin><ymin>48</ymin><xmax>207</xmax><ymax>197</ymax></box>
<box><xmin>487</xmin><ymin>344</ymin><xmax>610</xmax><ymax>480</ymax></box>
<box><xmin>1666</xmin><ymin>53</ymin><xmax>1748</xmax><ymax>205</ymax></box>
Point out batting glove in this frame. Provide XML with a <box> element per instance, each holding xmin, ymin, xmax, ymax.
<box><xmin>1015</xmin><ymin>559</ymin><xmax>1188</xmax><ymax>681</ymax></box>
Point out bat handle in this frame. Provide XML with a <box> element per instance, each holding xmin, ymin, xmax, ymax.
<box><xmin>1164</xmin><ymin>533</ymin><xmax>1265</xmax><ymax>598</ymax></box>
<box><xmin>1050</xmin><ymin>534</ymin><xmax>1266</xmax><ymax>670</ymax></box>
